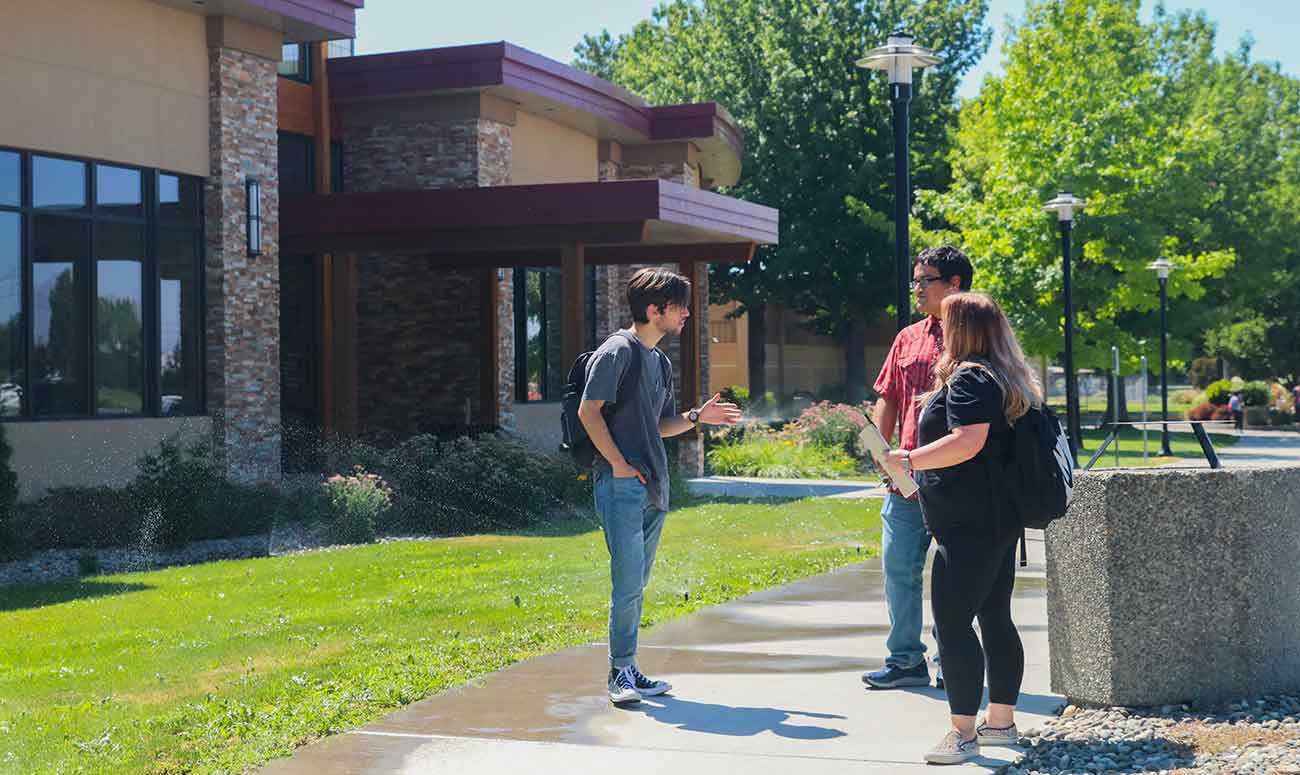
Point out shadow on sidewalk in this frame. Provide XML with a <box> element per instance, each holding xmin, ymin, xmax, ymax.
<box><xmin>887</xmin><ymin>686</ymin><xmax>1063</xmax><ymax>717</ymax></box>
<box><xmin>625</xmin><ymin>696</ymin><xmax>847</xmax><ymax>740</ymax></box>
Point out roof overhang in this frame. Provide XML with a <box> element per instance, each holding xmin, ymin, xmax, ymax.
<box><xmin>327</xmin><ymin>43</ymin><xmax>744</xmax><ymax>187</ymax></box>
<box><xmin>280</xmin><ymin>179</ymin><xmax>777</xmax><ymax>262</ymax></box>
<box><xmin>152</xmin><ymin>0</ymin><xmax>362</xmax><ymax>41</ymax></box>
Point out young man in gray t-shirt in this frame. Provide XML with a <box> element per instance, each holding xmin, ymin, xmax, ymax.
<box><xmin>578</xmin><ymin>267</ymin><xmax>741</xmax><ymax>705</ymax></box>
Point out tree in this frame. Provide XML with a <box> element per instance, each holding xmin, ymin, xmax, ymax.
<box><xmin>924</xmin><ymin>0</ymin><xmax>1236</xmax><ymax>380</ymax></box>
<box><xmin>575</xmin><ymin>0</ymin><xmax>991</xmax><ymax>401</ymax></box>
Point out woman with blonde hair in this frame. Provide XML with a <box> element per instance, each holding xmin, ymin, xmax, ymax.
<box><xmin>883</xmin><ymin>292</ymin><xmax>1042</xmax><ymax>765</ymax></box>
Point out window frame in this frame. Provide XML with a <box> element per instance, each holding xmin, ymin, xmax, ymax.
<box><xmin>0</xmin><ymin>145</ymin><xmax>206</xmax><ymax>423</ymax></box>
<box><xmin>277</xmin><ymin>42</ymin><xmax>312</xmax><ymax>83</ymax></box>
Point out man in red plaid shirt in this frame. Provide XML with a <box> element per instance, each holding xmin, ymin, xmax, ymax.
<box><xmin>863</xmin><ymin>246</ymin><xmax>974</xmax><ymax>690</ymax></box>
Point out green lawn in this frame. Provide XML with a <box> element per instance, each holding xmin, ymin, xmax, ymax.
<box><xmin>0</xmin><ymin>498</ymin><xmax>880</xmax><ymax>775</ymax></box>
<box><xmin>1078</xmin><ymin>427</ymin><xmax>1238</xmax><ymax>468</ymax></box>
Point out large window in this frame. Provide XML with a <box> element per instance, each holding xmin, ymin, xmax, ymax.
<box><xmin>278</xmin><ymin>133</ymin><xmax>315</xmax><ymax>196</ymax></box>
<box><xmin>513</xmin><ymin>266</ymin><xmax>597</xmax><ymax>402</ymax></box>
<box><xmin>0</xmin><ymin>147</ymin><xmax>204</xmax><ymax>420</ymax></box>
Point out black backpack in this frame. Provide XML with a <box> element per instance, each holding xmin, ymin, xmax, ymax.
<box><xmin>559</xmin><ymin>331</ymin><xmax>644</xmax><ymax>469</ymax></box>
<box><xmin>999</xmin><ymin>403</ymin><xmax>1076</xmax><ymax>529</ymax></box>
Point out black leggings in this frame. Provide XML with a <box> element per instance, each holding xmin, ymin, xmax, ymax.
<box><xmin>931</xmin><ymin>531</ymin><xmax>1024</xmax><ymax>716</ymax></box>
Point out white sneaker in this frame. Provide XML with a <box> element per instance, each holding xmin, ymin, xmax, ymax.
<box><xmin>976</xmin><ymin>718</ymin><xmax>1019</xmax><ymax>746</ymax></box>
<box><xmin>608</xmin><ymin>666</ymin><xmax>641</xmax><ymax>705</ymax></box>
<box><xmin>924</xmin><ymin>729</ymin><xmax>980</xmax><ymax>765</ymax></box>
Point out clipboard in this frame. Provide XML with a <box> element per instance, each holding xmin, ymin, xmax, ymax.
<box><xmin>858</xmin><ymin>415</ymin><xmax>919</xmax><ymax>497</ymax></box>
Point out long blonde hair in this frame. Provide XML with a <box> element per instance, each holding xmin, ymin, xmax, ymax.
<box><xmin>920</xmin><ymin>293</ymin><xmax>1043</xmax><ymax>423</ymax></box>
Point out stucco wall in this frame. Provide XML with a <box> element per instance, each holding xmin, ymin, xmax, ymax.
<box><xmin>512</xmin><ymin>402</ymin><xmax>564</xmax><ymax>456</ymax></box>
<box><xmin>0</xmin><ymin>0</ymin><xmax>210</xmax><ymax>175</ymax></box>
<box><xmin>8</xmin><ymin>417</ymin><xmax>213</xmax><ymax>500</ymax></box>
<box><xmin>509</xmin><ymin>111</ymin><xmax>598</xmax><ymax>185</ymax></box>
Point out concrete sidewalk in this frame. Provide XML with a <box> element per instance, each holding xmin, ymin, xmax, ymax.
<box><xmin>257</xmin><ymin>533</ymin><xmax>1056</xmax><ymax>775</ymax></box>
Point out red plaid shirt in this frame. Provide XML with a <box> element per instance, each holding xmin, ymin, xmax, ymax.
<box><xmin>874</xmin><ymin>314</ymin><xmax>944</xmax><ymax>456</ymax></box>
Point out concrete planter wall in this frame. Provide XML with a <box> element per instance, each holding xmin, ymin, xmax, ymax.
<box><xmin>1046</xmin><ymin>465</ymin><xmax>1300</xmax><ymax>707</ymax></box>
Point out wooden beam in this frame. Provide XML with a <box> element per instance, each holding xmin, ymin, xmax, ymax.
<box><xmin>561</xmin><ymin>243</ymin><xmax>586</xmax><ymax>372</ymax></box>
<box><xmin>479</xmin><ymin>267</ymin><xmax>500</xmax><ymax>427</ymax></box>
<box><xmin>312</xmin><ymin>42</ymin><xmax>332</xmax><ymax>194</ymax></box>
<box><xmin>317</xmin><ymin>253</ymin><xmax>335</xmax><ymax>436</ymax></box>
<box><xmin>679</xmin><ymin>258</ymin><xmax>702</xmax><ymax>423</ymax></box>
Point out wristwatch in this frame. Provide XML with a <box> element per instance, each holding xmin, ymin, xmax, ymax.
<box><xmin>899</xmin><ymin>451</ymin><xmax>914</xmax><ymax>475</ymax></box>
<box><xmin>687</xmin><ymin>408</ymin><xmax>701</xmax><ymax>424</ymax></box>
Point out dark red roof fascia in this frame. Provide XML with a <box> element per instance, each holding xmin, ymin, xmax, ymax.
<box><xmin>281</xmin><ymin>179</ymin><xmax>777</xmax><ymax>245</ymax></box>
<box><xmin>245</xmin><ymin>0</ymin><xmax>362</xmax><ymax>37</ymax></box>
<box><xmin>328</xmin><ymin>43</ymin><xmax>744</xmax><ymax>154</ymax></box>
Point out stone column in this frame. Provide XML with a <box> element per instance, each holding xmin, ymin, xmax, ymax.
<box><xmin>496</xmin><ymin>269</ymin><xmax>516</xmax><ymax>431</ymax></box>
<box><xmin>204</xmin><ymin>40</ymin><xmax>281</xmax><ymax>485</ymax></box>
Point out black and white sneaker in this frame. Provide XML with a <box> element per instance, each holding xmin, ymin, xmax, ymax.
<box><xmin>608</xmin><ymin>666</ymin><xmax>641</xmax><ymax>705</ymax></box>
<box><xmin>629</xmin><ymin>665</ymin><xmax>671</xmax><ymax>696</ymax></box>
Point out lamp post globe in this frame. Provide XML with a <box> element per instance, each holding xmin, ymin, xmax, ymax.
<box><xmin>1044</xmin><ymin>191</ymin><xmax>1086</xmax><ymax>464</ymax></box>
<box><xmin>856</xmin><ymin>32</ymin><xmax>942</xmax><ymax>338</ymax></box>
<box><xmin>1148</xmin><ymin>257</ymin><xmax>1176</xmax><ymax>456</ymax></box>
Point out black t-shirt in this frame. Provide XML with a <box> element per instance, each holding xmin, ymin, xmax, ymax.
<box><xmin>915</xmin><ymin>366</ymin><xmax>1013</xmax><ymax>539</ymax></box>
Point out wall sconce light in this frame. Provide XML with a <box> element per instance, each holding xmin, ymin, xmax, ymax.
<box><xmin>246</xmin><ymin>178</ymin><xmax>262</xmax><ymax>257</ymax></box>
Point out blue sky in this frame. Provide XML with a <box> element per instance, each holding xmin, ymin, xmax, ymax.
<box><xmin>354</xmin><ymin>0</ymin><xmax>1298</xmax><ymax>100</ymax></box>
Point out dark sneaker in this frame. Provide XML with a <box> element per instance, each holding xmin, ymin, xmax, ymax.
<box><xmin>924</xmin><ymin>729</ymin><xmax>980</xmax><ymax>764</ymax></box>
<box><xmin>608</xmin><ymin>666</ymin><xmax>641</xmax><ymax>705</ymax></box>
<box><xmin>862</xmin><ymin>662</ymin><xmax>930</xmax><ymax>689</ymax></box>
<box><xmin>629</xmin><ymin>665</ymin><xmax>671</xmax><ymax>696</ymax></box>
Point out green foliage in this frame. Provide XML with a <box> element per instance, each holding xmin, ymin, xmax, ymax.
<box><xmin>574</xmin><ymin>0</ymin><xmax>992</xmax><ymax>377</ymax></box>
<box><xmin>796</xmin><ymin>401</ymin><xmax>869</xmax><ymax>457</ymax></box>
<box><xmin>1240</xmin><ymin>381</ymin><xmax>1271</xmax><ymax>407</ymax></box>
<box><xmin>708</xmin><ymin>437</ymin><xmax>860</xmax><ymax>479</ymax></box>
<box><xmin>323</xmin><ymin>468</ymin><xmax>391</xmax><ymax>544</ymax></box>
<box><xmin>1205</xmin><ymin>318</ymin><xmax>1277</xmax><ymax>380</ymax></box>
<box><xmin>1187</xmin><ymin>357</ymin><xmax>1220</xmax><ymax>390</ymax></box>
<box><xmin>129</xmin><ymin>436</ymin><xmax>222</xmax><ymax>548</ymax></box>
<box><xmin>1204</xmin><ymin>379</ymin><xmax>1234</xmax><ymax>406</ymax></box>
<box><xmin>328</xmin><ymin>433</ymin><xmax>590</xmax><ymax>536</ymax></box>
<box><xmin>924</xmin><ymin>0</ymin><xmax>1239</xmax><ymax>372</ymax></box>
<box><xmin>0</xmin><ymin>423</ymin><xmax>18</xmax><ymax>559</ymax></box>
<box><xmin>719</xmin><ymin>384</ymin><xmax>750</xmax><ymax>408</ymax></box>
<box><xmin>0</xmin><ymin>498</ymin><xmax>880</xmax><ymax>775</ymax></box>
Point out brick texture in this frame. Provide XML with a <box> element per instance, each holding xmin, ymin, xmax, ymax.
<box><xmin>205</xmin><ymin>47</ymin><xmax>281</xmax><ymax>484</ymax></box>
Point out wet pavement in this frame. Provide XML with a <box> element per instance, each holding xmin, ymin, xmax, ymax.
<box><xmin>257</xmin><ymin>537</ymin><xmax>1057</xmax><ymax>774</ymax></box>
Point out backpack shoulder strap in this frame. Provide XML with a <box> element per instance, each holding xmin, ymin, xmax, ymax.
<box><xmin>610</xmin><ymin>331</ymin><xmax>644</xmax><ymax>411</ymax></box>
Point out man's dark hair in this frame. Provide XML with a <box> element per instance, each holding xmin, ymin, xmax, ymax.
<box><xmin>627</xmin><ymin>267</ymin><xmax>691</xmax><ymax>323</ymax></box>
<box><xmin>916</xmin><ymin>245</ymin><xmax>974</xmax><ymax>291</ymax></box>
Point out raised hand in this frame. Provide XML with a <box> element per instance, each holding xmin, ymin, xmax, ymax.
<box><xmin>697</xmin><ymin>392</ymin><xmax>743</xmax><ymax>426</ymax></box>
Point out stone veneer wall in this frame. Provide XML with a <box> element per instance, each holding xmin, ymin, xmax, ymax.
<box><xmin>356</xmin><ymin>261</ymin><xmax>493</xmax><ymax>439</ymax></box>
<box><xmin>344</xmin><ymin>115</ymin><xmax>515</xmax><ymax>437</ymax></box>
<box><xmin>205</xmin><ymin>46</ymin><xmax>280</xmax><ymax>484</ymax></box>
<box><xmin>622</xmin><ymin>161</ymin><xmax>700</xmax><ymax>189</ymax></box>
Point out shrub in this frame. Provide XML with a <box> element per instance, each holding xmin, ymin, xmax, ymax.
<box><xmin>1241</xmin><ymin>381</ymin><xmax>1271</xmax><ymax>407</ymax></box>
<box><xmin>1204</xmin><ymin>380</ymin><xmax>1234</xmax><ymax>406</ymax></box>
<box><xmin>719</xmin><ymin>385</ymin><xmax>750</xmax><ymax>408</ymax></box>
<box><xmin>11</xmin><ymin>486</ymin><xmax>137</xmax><ymax>552</ymax></box>
<box><xmin>323</xmin><ymin>467</ymin><xmax>391</xmax><ymax>544</ymax></box>
<box><xmin>1270</xmin><ymin>408</ymin><xmax>1295</xmax><ymax>426</ymax></box>
<box><xmin>1245</xmin><ymin>407</ymin><xmax>1270</xmax><ymax>426</ymax></box>
<box><xmin>1211</xmin><ymin>404</ymin><xmax>1234</xmax><ymax>421</ymax></box>
<box><xmin>129</xmin><ymin>435</ymin><xmax>221</xmax><ymax>548</ymax></box>
<box><xmin>1187</xmin><ymin>403</ymin><xmax>1216</xmax><ymax>421</ymax></box>
<box><xmin>793</xmin><ymin>402</ymin><xmax>868</xmax><ymax>456</ymax></box>
<box><xmin>0</xmin><ymin>424</ymin><xmax>18</xmax><ymax>559</ymax></box>
<box><xmin>1188</xmin><ymin>357</ymin><xmax>1220</xmax><ymax>389</ymax></box>
<box><xmin>1173</xmin><ymin>388</ymin><xmax>1203</xmax><ymax>406</ymax></box>
<box><xmin>707</xmin><ymin>437</ymin><xmax>859</xmax><ymax>479</ymax></box>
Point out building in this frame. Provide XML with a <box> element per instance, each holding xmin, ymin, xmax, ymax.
<box><xmin>1</xmin><ymin>2</ymin><xmax>778</xmax><ymax>498</ymax></box>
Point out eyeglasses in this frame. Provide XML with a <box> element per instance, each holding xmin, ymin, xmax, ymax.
<box><xmin>910</xmin><ymin>276</ymin><xmax>950</xmax><ymax>289</ymax></box>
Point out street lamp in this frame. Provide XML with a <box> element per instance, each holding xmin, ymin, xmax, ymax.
<box><xmin>1043</xmin><ymin>191</ymin><xmax>1086</xmax><ymax>463</ymax></box>
<box><xmin>1148</xmin><ymin>257</ymin><xmax>1176</xmax><ymax>456</ymax></box>
<box><xmin>857</xmin><ymin>31</ymin><xmax>942</xmax><ymax>336</ymax></box>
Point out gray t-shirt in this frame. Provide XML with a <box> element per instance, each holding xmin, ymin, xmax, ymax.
<box><xmin>581</xmin><ymin>330</ymin><xmax>677</xmax><ymax>511</ymax></box>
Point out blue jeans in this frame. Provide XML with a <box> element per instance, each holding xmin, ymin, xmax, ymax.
<box><xmin>594</xmin><ymin>471</ymin><xmax>668</xmax><ymax>669</ymax></box>
<box><xmin>881</xmin><ymin>492</ymin><xmax>936</xmax><ymax>669</ymax></box>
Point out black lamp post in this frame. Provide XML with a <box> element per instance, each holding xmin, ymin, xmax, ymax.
<box><xmin>1044</xmin><ymin>191</ymin><xmax>1086</xmax><ymax>463</ymax></box>
<box><xmin>857</xmin><ymin>31</ymin><xmax>942</xmax><ymax>335</ymax></box>
<box><xmin>1149</xmin><ymin>257</ymin><xmax>1175</xmax><ymax>456</ymax></box>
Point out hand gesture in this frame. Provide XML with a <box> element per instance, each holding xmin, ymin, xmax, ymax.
<box><xmin>697</xmin><ymin>392</ymin><xmax>743</xmax><ymax>426</ymax></box>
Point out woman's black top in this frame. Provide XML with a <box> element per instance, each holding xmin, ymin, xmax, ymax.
<box><xmin>915</xmin><ymin>366</ymin><xmax>1014</xmax><ymax>540</ymax></box>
